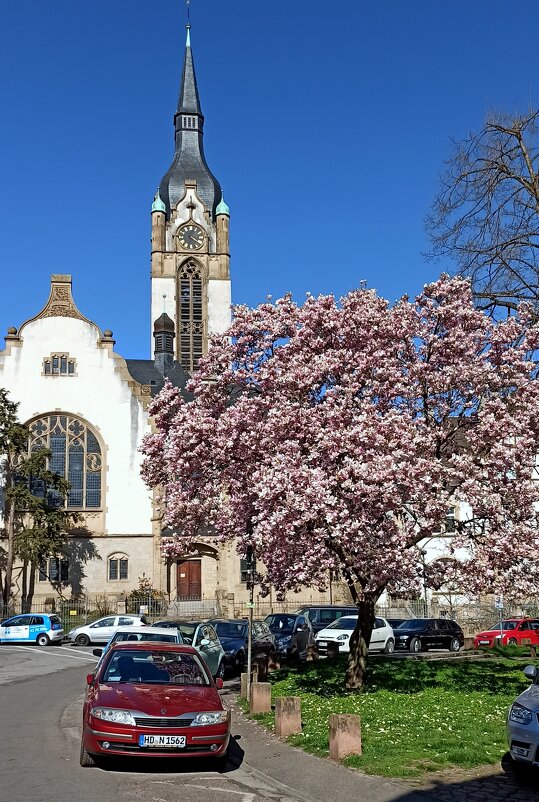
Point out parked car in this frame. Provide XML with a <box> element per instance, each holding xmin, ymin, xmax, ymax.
<box><xmin>209</xmin><ymin>619</ymin><xmax>275</xmax><ymax>674</ymax></box>
<box><xmin>65</xmin><ymin>615</ymin><xmax>145</xmax><ymax>646</ymax></box>
<box><xmin>386</xmin><ymin>618</ymin><xmax>407</xmax><ymax>630</ymax></box>
<box><xmin>264</xmin><ymin>613</ymin><xmax>315</xmax><ymax>660</ymax></box>
<box><xmin>315</xmin><ymin>616</ymin><xmax>394</xmax><ymax>656</ymax></box>
<box><xmin>92</xmin><ymin>626</ymin><xmax>183</xmax><ymax>666</ymax></box>
<box><xmin>507</xmin><ymin>663</ymin><xmax>539</xmax><ymax>766</ymax></box>
<box><xmin>474</xmin><ymin>618</ymin><xmax>539</xmax><ymax>649</ymax></box>
<box><xmin>294</xmin><ymin>605</ymin><xmax>358</xmax><ymax>635</ymax></box>
<box><xmin>80</xmin><ymin>641</ymin><xmax>230</xmax><ymax>767</ymax></box>
<box><xmin>0</xmin><ymin>613</ymin><xmax>63</xmax><ymax>646</ymax></box>
<box><xmin>152</xmin><ymin>620</ymin><xmax>226</xmax><ymax>679</ymax></box>
<box><xmin>394</xmin><ymin>618</ymin><xmax>464</xmax><ymax>652</ymax></box>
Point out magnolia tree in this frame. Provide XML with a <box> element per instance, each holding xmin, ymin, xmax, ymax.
<box><xmin>141</xmin><ymin>277</ymin><xmax>539</xmax><ymax>688</ymax></box>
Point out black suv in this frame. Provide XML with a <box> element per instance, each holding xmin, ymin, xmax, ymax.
<box><xmin>394</xmin><ymin>618</ymin><xmax>464</xmax><ymax>652</ymax></box>
<box><xmin>294</xmin><ymin>605</ymin><xmax>358</xmax><ymax>635</ymax></box>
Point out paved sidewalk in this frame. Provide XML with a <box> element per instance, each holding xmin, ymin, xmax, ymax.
<box><xmin>225</xmin><ymin>685</ymin><xmax>539</xmax><ymax>802</ymax></box>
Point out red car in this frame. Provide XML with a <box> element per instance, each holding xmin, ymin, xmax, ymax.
<box><xmin>80</xmin><ymin>642</ymin><xmax>230</xmax><ymax>766</ymax></box>
<box><xmin>473</xmin><ymin>618</ymin><xmax>539</xmax><ymax>648</ymax></box>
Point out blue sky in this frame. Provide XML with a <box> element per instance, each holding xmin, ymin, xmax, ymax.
<box><xmin>1</xmin><ymin>1</ymin><xmax>537</xmax><ymax>358</ymax></box>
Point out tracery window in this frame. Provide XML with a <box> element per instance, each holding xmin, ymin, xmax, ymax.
<box><xmin>178</xmin><ymin>260</ymin><xmax>204</xmax><ymax>372</ymax></box>
<box><xmin>108</xmin><ymin>555</ymin><xmax>129</xmax><ymax>581</ymax></box>
<box><xmin>28</xmin><ymin>415</ymin><xmax>103</xmax><ymax>509</ymax></box>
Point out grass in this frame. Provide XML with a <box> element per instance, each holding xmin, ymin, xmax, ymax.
<box><xmin>244</xmin><ymin>655</ymin><xmax>538</xmax><ymax>779</ymax></box>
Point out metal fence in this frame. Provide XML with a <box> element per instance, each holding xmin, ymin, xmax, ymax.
<box><xmin>3</xmin><ymin>594</ymin><xmax>539</xmax><ymax>637</ymax></box>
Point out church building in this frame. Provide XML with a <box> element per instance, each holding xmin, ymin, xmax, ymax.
<box><xmin>0</xmin><ymin>23</ymin><xmax>342</xmax><ymax>616</ymax></box>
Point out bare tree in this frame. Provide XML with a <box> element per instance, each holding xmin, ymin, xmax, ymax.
<box><xmin>426</xmin><ymin>109</ymin><xmax>539</xmax><ymax>315</ymax></box>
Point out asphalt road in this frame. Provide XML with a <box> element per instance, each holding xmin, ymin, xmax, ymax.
<box><xmin>1</xmin><ymin>645</ymin><xmax>536</xmax><ymax>802</ymax></box>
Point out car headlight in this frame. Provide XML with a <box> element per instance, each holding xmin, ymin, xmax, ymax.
<box><xmin>67</xmin><ymin>629</ymin><xmax>76</xmax><ymax>637</ymax></box>
<box><xmin>509</xmin><ymin>703</ymin><xmax>533</xmax><ymax>725</ymax></box>
<box><xmin>90</xmin><ymin>707</ymin><xmax>136</xmax><ymax>725</ymax></box>
<box><xmin>191</xmin><ymin>711</ymin><xmax>229</xmax><ymax>726</ymax></box>
<box><xmin>337</xmin><ymin>634</ymin><xmax>349</xmax><ymax>641</ymax></box>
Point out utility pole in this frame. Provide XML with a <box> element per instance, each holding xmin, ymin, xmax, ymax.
<box><xmin>245</xmin><ymin>545</ymin><xmax>256</xmax><ymax>704</ymax></box>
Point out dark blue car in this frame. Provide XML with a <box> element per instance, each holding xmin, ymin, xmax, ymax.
<box><xmin>210</xmin><ymin>619</ymin><xmax>275</xmax><ymax>675</ymax></box>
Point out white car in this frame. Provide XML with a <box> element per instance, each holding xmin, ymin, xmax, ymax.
<box><xmin>92</xmin><ymin>626</ymin><xmax>183</xmax><ymax>668</ymax></box>
<box><xmin>507</xmin><ymin>664</ymin><xmax>539</xmax><ymax>766</ymax></box>
<box><xmin>315</xmin><ymin>616</ymin><xmax>395</xmax><ymax>656</ymax></box>
<box><xmin>65</xmin><ymin>614</ymin><xmax>145</xmax><ymax>646</ymax></box>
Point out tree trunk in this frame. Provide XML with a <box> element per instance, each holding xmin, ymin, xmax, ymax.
<box><xmin>26</xmin><ymin>562</ymin><xmax>36</xmax><ymax>611</ymax></box>
<box><xmin>345</xmin><ymin>597</ymin><xmax>376</xmax><ymax>689</ymax></box>
<box><xmin>2</xmin><ymin>463</ymin><xmax>16</xmax><ymax>607</ymax></box>
<box><xmin>21</xmin><ymin>559</ymin><xmax>28</xmax><ymax>613</ymax></box>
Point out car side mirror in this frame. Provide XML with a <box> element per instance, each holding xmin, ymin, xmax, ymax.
<box><xmin>215</xmin><ymin>677</ymin><xmax>224</xmax><ymax>690</ymax></box>
<box><xmin>523</xmin><ymin>665</ymin><xmax>537</xmax><ymax>682</ymax></box>
<box><xmin>86</xmin><ymin>673</ymin><xmax>95</xmax><ymax>686</ymax></box>
<box><xmin>200</xmin><ymin>638</ymin><xmax>210</xmax><ymax>647</ymax></box>
<box><xmin>92</xmin><ymin>648</ymin><xmax>103</xmax><ymax>657</ymax></box>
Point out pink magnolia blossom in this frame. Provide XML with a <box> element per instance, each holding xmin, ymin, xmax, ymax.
<box><xmin>141</xmin><ymin>276</ymin><xmax>539</xmax><ymax>686</ymax></box>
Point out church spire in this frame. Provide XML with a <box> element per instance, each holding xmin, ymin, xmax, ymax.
<box><xmin>158</xmin><ymin>21</ymin><xmax>222</xmax><ymax>219</ymax></box>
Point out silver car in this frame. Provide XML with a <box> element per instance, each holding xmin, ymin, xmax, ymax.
<box><xmin>507</xmin><ymin>664</ymin><xmax>539</xmax><ymax>766</ymax></box>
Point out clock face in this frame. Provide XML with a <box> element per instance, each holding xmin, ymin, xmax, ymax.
<box><xmin>178</xmin><ymin>224</ymin><xmax>204</xmax><ymax>250</ymax></box>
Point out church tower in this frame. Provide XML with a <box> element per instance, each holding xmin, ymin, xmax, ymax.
<box><xmin>151</xmin><ymin>23</ymin><xmax>231</xmax><ymax>372</ymax></box>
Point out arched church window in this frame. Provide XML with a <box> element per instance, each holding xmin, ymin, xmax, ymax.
<box><xmin>178</xmin><ymin>260</ymin><xmax>204</xmax><ymax>372</ymax></box>
<box><xmin>27</xmin><ymin>415</ymin><xmax>103</xmax><ymax>509</ymax></box>
<box><xmin>108</xmin><ymin>554</ymin><xmax>129</xmax><ymax>581</ymax></box>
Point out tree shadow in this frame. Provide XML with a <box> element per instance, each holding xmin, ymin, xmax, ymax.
<box><xmin>52</xmin><ymin>533</ymin><xmax>101</xmax><ymax>598</ymax></box>
<box><xmin>275</xmin><ymin>655</ymin><xmax>536</xmax><ymax>697</ymax></box>
<box><xmin>393</xmin><ymin>753</ymin><xmax>539</xmax><ymax>801</ymax></box>
<box><xmin>93</xmin><ymin>733</ymin><xmax>244</xmax><ymax>775</ymax></box>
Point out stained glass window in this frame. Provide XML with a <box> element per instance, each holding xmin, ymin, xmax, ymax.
<box><xmin>27</xmin><ymin>415</ymin><xmax>102</xmax><ymax>509</ymax></box>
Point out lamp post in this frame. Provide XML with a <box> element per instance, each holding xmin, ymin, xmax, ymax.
<box><xmin>245</xmin><ymin>545</ymin><xmax>256</xmax><ymax>703</ymax></box>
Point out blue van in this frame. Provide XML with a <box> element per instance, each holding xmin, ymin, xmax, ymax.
<box><xmin>0</xmin><ymin>613</ymin><xmax>64</xmax><ymax>645</ymax></box>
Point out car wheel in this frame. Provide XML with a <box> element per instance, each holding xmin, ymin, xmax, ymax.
<box><xmin>75</xmin><ymin>634</ymin><xmax>90</xmax><ymax>647</ymax></box>
<box><xmin>508</xmin><ymin>638</ymin><xmax>518</xmax><ymax>646</ymax></box>
<box><xmin>409</xmin><ymin>637</ymin><xmax>421</xmax><ymax>653</ymax></box>
<box><xmin>79</xmin><ymin>740</ymin><xmax>96</xmax><ymax>768</ymax></box>
<box><xmin>36</xmin><ymin>633</ymin><xmax>50</xmax><ymax>647</ymax></box>
<box><xmin>216</xmin><ymin>661</ymin><xmax>226</xmax><ymax>681</ymax></box>
<box><xmin>384</xmin><ymin>638</ymin><xmax>395</xmax><ymax>654</ymax></box>
<box><xmin>449</xmin><ymin>637</ymin><xmax>461</xmax><ymax>652</ymax></box>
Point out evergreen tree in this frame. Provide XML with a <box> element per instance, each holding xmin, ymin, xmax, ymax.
<box><xmin>0</xmin><ymin>389</ymin><xmax>78</xmax><ymax>610</ymax></box>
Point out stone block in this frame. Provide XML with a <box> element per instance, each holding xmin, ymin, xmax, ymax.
<box><xmin>463</xmin><ymin>636</ymin><xmax>475</xmax><ymax>650</ymax></box>
<box><xmin>250</xmin><ymin>681</ymin><xmax>272</xmax><ymax>714</ymax></box>
<box><xmin>240</xmin><ymin>672</ymin><xmax>249</xmax><ymax>699</ymax></box>
<box><xmin>329</xmin><ymin>713</ymin><xmax>362</xmax><ymax>760</ymax></box>
<box><xmin>275</xmin><ymin>696</ymin><xmax>302</xmax><ymax>738</ymax></box>
<box><xmin>253</xmin><ymin>655</ymin><xmax>269</xmax><ymax>681</ymax></box>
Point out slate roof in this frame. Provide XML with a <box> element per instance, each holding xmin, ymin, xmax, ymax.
<box><xmin>158</xmin><ymin>28</ymin><xmax>222</xmax><ymax>219</ymax></box>
<box><xmin>125</xmin><ymin>359</ymin><xmax>193</xmax><ymax>400</ymax></box>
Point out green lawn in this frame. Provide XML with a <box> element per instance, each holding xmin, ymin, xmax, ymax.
<box><xmin>247</xmin><ymin>656</ymin><xmax>537</xmax><ymax>778</ymax></box>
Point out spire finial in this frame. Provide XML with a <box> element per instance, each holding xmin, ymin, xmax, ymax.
<box><xmin>186</xmin><ymin>0</ymin><xmax>191</xmax><ymax>46</ymax></box>
<box><xmin>162</xmin><ymin>294</ymin><xmax>167</xmax><ymax>313</ymax></box>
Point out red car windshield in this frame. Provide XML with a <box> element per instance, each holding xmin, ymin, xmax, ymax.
<box><xmin>103</xmin><ymin>649</ymin><xmax>210</xmax><ymax>686</ymax></box>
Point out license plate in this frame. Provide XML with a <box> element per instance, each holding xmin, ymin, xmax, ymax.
<box><xmin>478</xmin><ymin>640</ymin><xmax>490</xmax><ymax>645</ymax></box>
<box><xmin>138</xmin><ymin>734</ymin><xmax>186</xmax><ymax>748</ymax></box>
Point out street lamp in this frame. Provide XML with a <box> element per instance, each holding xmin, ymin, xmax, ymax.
<box><xmin>244</xmin><ymin>545</ymin><xmax>256</xmax><ymax>703</ymax></box>
<box><xmin>420</xmin><ymin>549</ymin><xmax>428</xmax><ymax>616</ymax></box>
